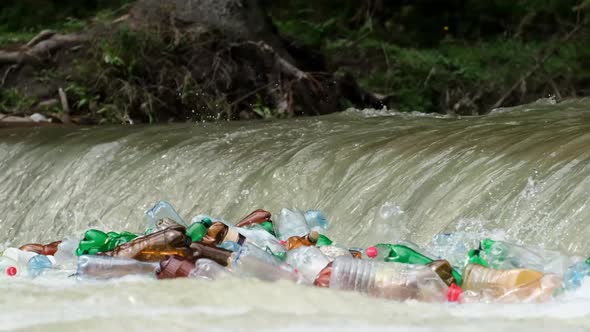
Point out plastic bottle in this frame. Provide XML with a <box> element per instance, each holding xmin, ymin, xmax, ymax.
<box><xmin>76</xmin><ymin>230</ymin><xmax>138</xmax><ymax>256</ymax></box>
<box><xmin>257</xmin><ymin>221</ymin><xmax>276</xmax><ymax>236</ymax></box>
<box><xmin>479</xmin><ymin>238</ymin><xmax>575</xmax><ymax>276</ymax></box>
<box><xmin>186</xmin><ymin>217</ymin><xmax>213</xmax><ymax>242</ymax></box>
<box><xmin>157</xmin><ymin>256</ymin><xmax>234</xmax><ymax>280</ymax></box>
<box><xmin>19</xmin><ymin>241</ymin><xmax>62</xmax><ymax>256</ymax></box>
<box><xmin>201</xmin><ymin>222</ymin><xmax>246</xmax><ymax>246</ymax></box>
<box><xmin>202</xmin><ymin>221</ymin><xmax>285</xmax><ymax>255</ymax></box>
<box><xmin>563</xmin><ymin>261</ymin><xmax>590</xmax><ymax>291</ymax></box>
<box><xmin>304</xmin><ymin>210</ymin><xmax>328</xmax><ymax>232</ymax></box>
<box><xmin>274</xmin><ymin>208</ymin><xmax>311</xmax><ymax>240</ymax></box>
<box><xmin>285</xmin><ymin>231</ymin><xmax>319</xmax><ymax>251</ymax></box>
<box><xmin>0</xmin><ymin>256</ymin><xmax>21</xmax><ymax>277</ymax></box>
<box><xmin>77</xmin><ymin>255</ymin><xmax>159</xmax><ymax>280</ymax></box>
<box><xmin>54</xmin><ymin>237</ymin><xmax>80</xmax><ymax>268</ymax></box>
<box><xmin>27</xmin><ymin>255</ymin><xmax>54</xmax><ymax>278</ymax></box>
<box><xmin>189</xmin><ymin>258</ymin><xmax>233</xmax><ymax>280</ymax></box>
<box><xmin>104</xmin><ymin>225</ymin><xmax>191</xmax><ymax>262</ymax></box>
<box><xmin>329</xmin><ymin>257</ymin><xmax>450</xmax><ymax>302</ymax></box>
<box><xmin>373</xmin><ymin>243</ymin><xmax>463</xmax><ymax>285</ymax></box>
<box><xmin>286</xmin><ymin>246</ymin><xmax>331</xmax><ymax>284</ymax></box>
<box><xmin>144</xmin><ymin>201</ymin><xmax>187</xmax><ymax>233</ymax></box>
<box><xmin>460</xmin><ymin>263</ymin><xmax>561</xmax><ymax>303</ymax></box>
<box><xmin>235</xmin><ymin>209</ymin><xmax>272</xmax><ymax>227</ymax></box>
<box><xmin>156</xmin><ymin>255</ymin><xmax>196</xmax><ymax>279</ymax></box>
<box><xmin>318</xmin><ymin>245</ymin><xmax>353</xmax><ymax>260</ymax></box>
<box><xmin>190</xmin><ymin>242</ymin><xmax>234</xmax><ymax>266</ymax></box>
<box><xmin>230</xmin><ymin>242</ymin><xmax>299</xmax><ymax>282</ymax></box>
<box><xmin>316</xmin><ymin>234</ymin><xmax>333</xmax><ymax>247</ymax></box>
<box><xmin>3</xmin><ymin>248</ymin><xmax>38</xmax><ymax>266</ymax></box>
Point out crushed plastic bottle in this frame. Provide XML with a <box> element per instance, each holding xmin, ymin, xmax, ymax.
<box><xmin>230</xmin><ymin>242</ymin><xmax>299</xmax><ymax>282</ymax></box>
<box><xmin>77</xmin><ymin>255</ymin><xmax>159</xmax><ymax>280</ymax></box>
<box><xmin>478</xmin><ymin>238</ymin><xmax>578</xmax><ymax>276</ymax></box>
<box><xmin>145</xmin><ymin>201</ymin><xmax>188</xmax><ymax>233</ymax></box>
<box><xmin>286</xmin><ymin>245</ymin><xmax>331</xmax><ymax>284</ymax></box>
<box><xmin>104</xmin><ymin>225</ymin><xmax>191</xmax><ymax>262</ymax></box>
<box><xmin>19</xmin><ymin>241</ymin><xmax>61</xmax><ymax>256</ymax></box>
<box><xmin>235</xmin><ymin>209</ymin><xmax>272</xmax><ymax>227</ymax></box>
<box><xmin>274</xmin><ymin>208</ymin><xmax>311</xmax><ymax>240</ymax></box>
<box><xmin>318</xmin><ymin>245</ymin><xmax>353</xmax><ymax>260</ymax></box>
<box><xmin>285</xmin><ymin>231</ymin><xmax>319</xmax><ymax>250</ymax></box>
<box><xmin>27</xmin><ymin>255</ymin><xmax>54</xmax><ymax>278</ymax></box>
<box><xmin>54</xmin><ymin>237</ymin><xmax>80</xmax><ymax>268</ymax></box>
<box><xmin>563</xmin><ymin>261</ymin><xmax>590</xmax><ymax>291</ymax></box>
<box><xmin>329</xmin><ymin>257</ymin><xmax>451</xmax><ymax>302</ymax></box>
<box><xmin>76</xmin><ymin>230</ymin><xmax>138</xmax><ymax>256</ymax></box>
<box><xmin>189</xmin><ymin>258</ymin><xmax>233</xmax><ymax>280</ymax></box>
<box><xmin>304</xmin><ymin>210</ymin><xmax>328</xmax><ymax>232</ymax></box>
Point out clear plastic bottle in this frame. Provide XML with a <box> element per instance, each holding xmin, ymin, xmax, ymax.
<box><xmin>318</xmin><ymin>245</ymin><xmax>353</xmax><ymax>260</ymax></box>
<box><xmin>27</xmin><ymin>255</ymin><xmax>54</xmax><ymax>278</ymax></box>
<box><xmin>286</xmin><ymin>246</ymin><xmax>331</xmax><ymax>284</ymax></box>
<box><xmin>189</xmin><ymin>258</ymin><xmax>234</xmax><ymax>280</ymax></box>
<box><xmin>0</xmin><ymin>256</ymin><xmax>21</xmax><ymax>277</ymax></box>
<box><xmin>479</xmin><ymin>239</ymin><xmax>576</xmax><ymax>276</ymax></box>
<box><xmin>274</xmin><ymin>208</ymin><xmax>311</xmax><ymax>240</ymax></box>
<box><xmin>304</xmin><ymin>210</ymin><xmax>328</xmax><ymax>232</ymax></box>
<box><xmin>329</xmin><ymin>257</ymin><xmax>450</xmax><ymax>302</ymax></box>
<box><xmin>563</xmin><ymin>262</ymin><xmax>590</xmax><ymax>291</ymax></box>
<box><xmin>460</xmin><ymin>263</ymin><xmax>561</xmax><ymax>303</ymax></box>
<box><xmin>77</xmin><ymin>255</ymin><xmax>159</xmax><ymax>280</ymax></box>
<box><xmin>230</xmin><ymin>242</ymin><xmax>299</xmax><ymax>283</ymax></box>
<box><xmin>3</xmin><ymin>248</ymin><xmax>38</xmax><ymax>266</ymax></box>
<box><xmin>53</xmin><ymin>237</ymin><xmax>80</xmax><ymax>268</ymax></box>
<box><xmin>145</xmin><ymin>201</ymin><xmax>188</xmax><ymax>233</ymax></box>
<box><xmin>232</xmin><ymin>225</ymin><xmax>286</xmax><ymax>255</ymax></box>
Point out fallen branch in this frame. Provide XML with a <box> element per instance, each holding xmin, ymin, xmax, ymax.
<box><xmin>0</xmin><ymin>33</ymin><xmax>89</xmax><ymax>65</ymax></box>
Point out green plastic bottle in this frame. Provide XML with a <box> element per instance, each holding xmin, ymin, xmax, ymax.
<box><xmin>259</xmin><ymin>221</ymin><xmax>276</xmax><ymax>237</ymax></box>
<box><xmin>380</xmin><ymin>243</ymin><xmax>463</xmax><ymax>285</ymax></box>
<box><xmin>467</xmin><ymin>249</ymin><xmax>490</xmax><ymax>267</ymax></box>
<box><xmin>76</xmin><ymin>230</ymin><xmax>138</xmax><ymax>256</ymax></box>
<box><xmin>586</xmin><ymin>257</ymin><xmax>590</xmax><ymax>265</ymax></box>
<box><xmin>316</xmin><ymin>234</ymin><xmax>333</xmax><ymax>247</ymax></box>
<box><xmin>186</xmin><ymin>218</ymin><xmax>213</xmax><ymax>242</ymax></box>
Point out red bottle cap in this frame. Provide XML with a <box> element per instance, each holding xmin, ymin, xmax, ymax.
<box><xmin>366</xmin><ymin>246</ymin><xmax>378</xmax><ymax>258</ymax></box>
<box><xmin>279</xmin><ymin>240</ymin><xmax>287</xmax><ymax>246</ymax></box>
<box><xmin>447</xmin><ymin>283</ymin><xmax>462</xmax><ymax>302</ymax></box>
<box><xmin>6</xmin><ymin>266</ymin><xmax>17</xmax><ymax>277</ymax></box>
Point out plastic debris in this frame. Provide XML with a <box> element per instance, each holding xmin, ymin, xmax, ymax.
<box><xmin>4</xmin><ymin>200</ymin><xmax>588</xmax><ymax>305</ymax></box>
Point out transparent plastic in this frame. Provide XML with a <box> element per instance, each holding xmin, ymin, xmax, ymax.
<box><xmin>76</xmin><ymin>255</ymin><xmax>158</xmax><ymax>280</ymax></box>
<box><xmin>274</xmin><ymin>208</ymin><xmax>311</xmax><ymax>240</ymax></box>
<box><xmin>286</xmin><ymin>246</ymin><xmax>331</xmax><ymax>284</ymax></box>
<box><xmin>329</xmin><ymin>257</ymin><xmax>449</xmax><ymax>302</ymax></box>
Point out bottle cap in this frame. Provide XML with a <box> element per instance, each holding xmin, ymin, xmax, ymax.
<box><xmin>447</xmin><ymin>283</ymin><xmax>462</xmax><ymax>302</ymax></box>
<box><xmin>279</xmin><ymin>240</ymin><xmax>287</xmax><ymax>246</ymax></box>
<box><xmin>308</xmin><ymin>231</ymin><xmax>320</xmax><ymax>243</ymax></box>
<box><xmin>366</xmin><ymin>246</ymin><xmax>378</xmax><ymax>258</ymax></box>
<box><xmin>6</xmin><ymin>266</ymin><xmax>17</xmax><ymax>277</ymax></box>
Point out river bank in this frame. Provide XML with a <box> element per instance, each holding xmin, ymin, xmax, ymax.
<box><xmin>1</xmin><ymin>1</ymin><xmax>589</xmax><ymax>124</ymax></box>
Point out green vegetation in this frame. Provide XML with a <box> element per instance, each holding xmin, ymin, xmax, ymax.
<box><xmin>269</xmin><ymin>0</ymin><xmax>590</xmax><ymax>114</ymax></box>
<box><xmin>1</xmin><ymin>0</ymin><xmax>589</xmax><ymax>123</ymax></box>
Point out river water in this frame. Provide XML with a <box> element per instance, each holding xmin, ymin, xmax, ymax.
<box><xmin>0</xmin><ymin>99</ymin><xmax>589</xmax><ymax>331</ymax></box>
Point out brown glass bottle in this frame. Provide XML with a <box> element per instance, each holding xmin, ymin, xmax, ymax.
<box><xmin>201</xmin><ymin>222</ymin><xmax>246</xmax><ymax>246</ymax></box>
<box><xmin>105</xmin><ymin>225</ymin><xmax>191</xmax><ymax>262</ymax></box>
<box><xmin>190</xmin><ymin>242</ymin><xmax>233</xmax><ymax>266</ymax></box>
<box><xmin>285</xmin><ymin>231</ymin><xmax>320</xmax><ymax>251</ymax></box>
<box><xmin>427</xmin><ymin>260</ymin><xmax>456</xmax><ymax>286</ymax></box>
<box><xmin>235</xmin><ymin>209</ymin><xmax>272</xmax><ymax>227</ymax></box>
<box><xmin>157</xmin><ymin>255</ymin><xmax>196</xmax><ymax>279</ymax></box>
<box><xmin>19</xmin><ymin>240</ymin><xmax>62</xmax><ymax>256</ymax></box>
